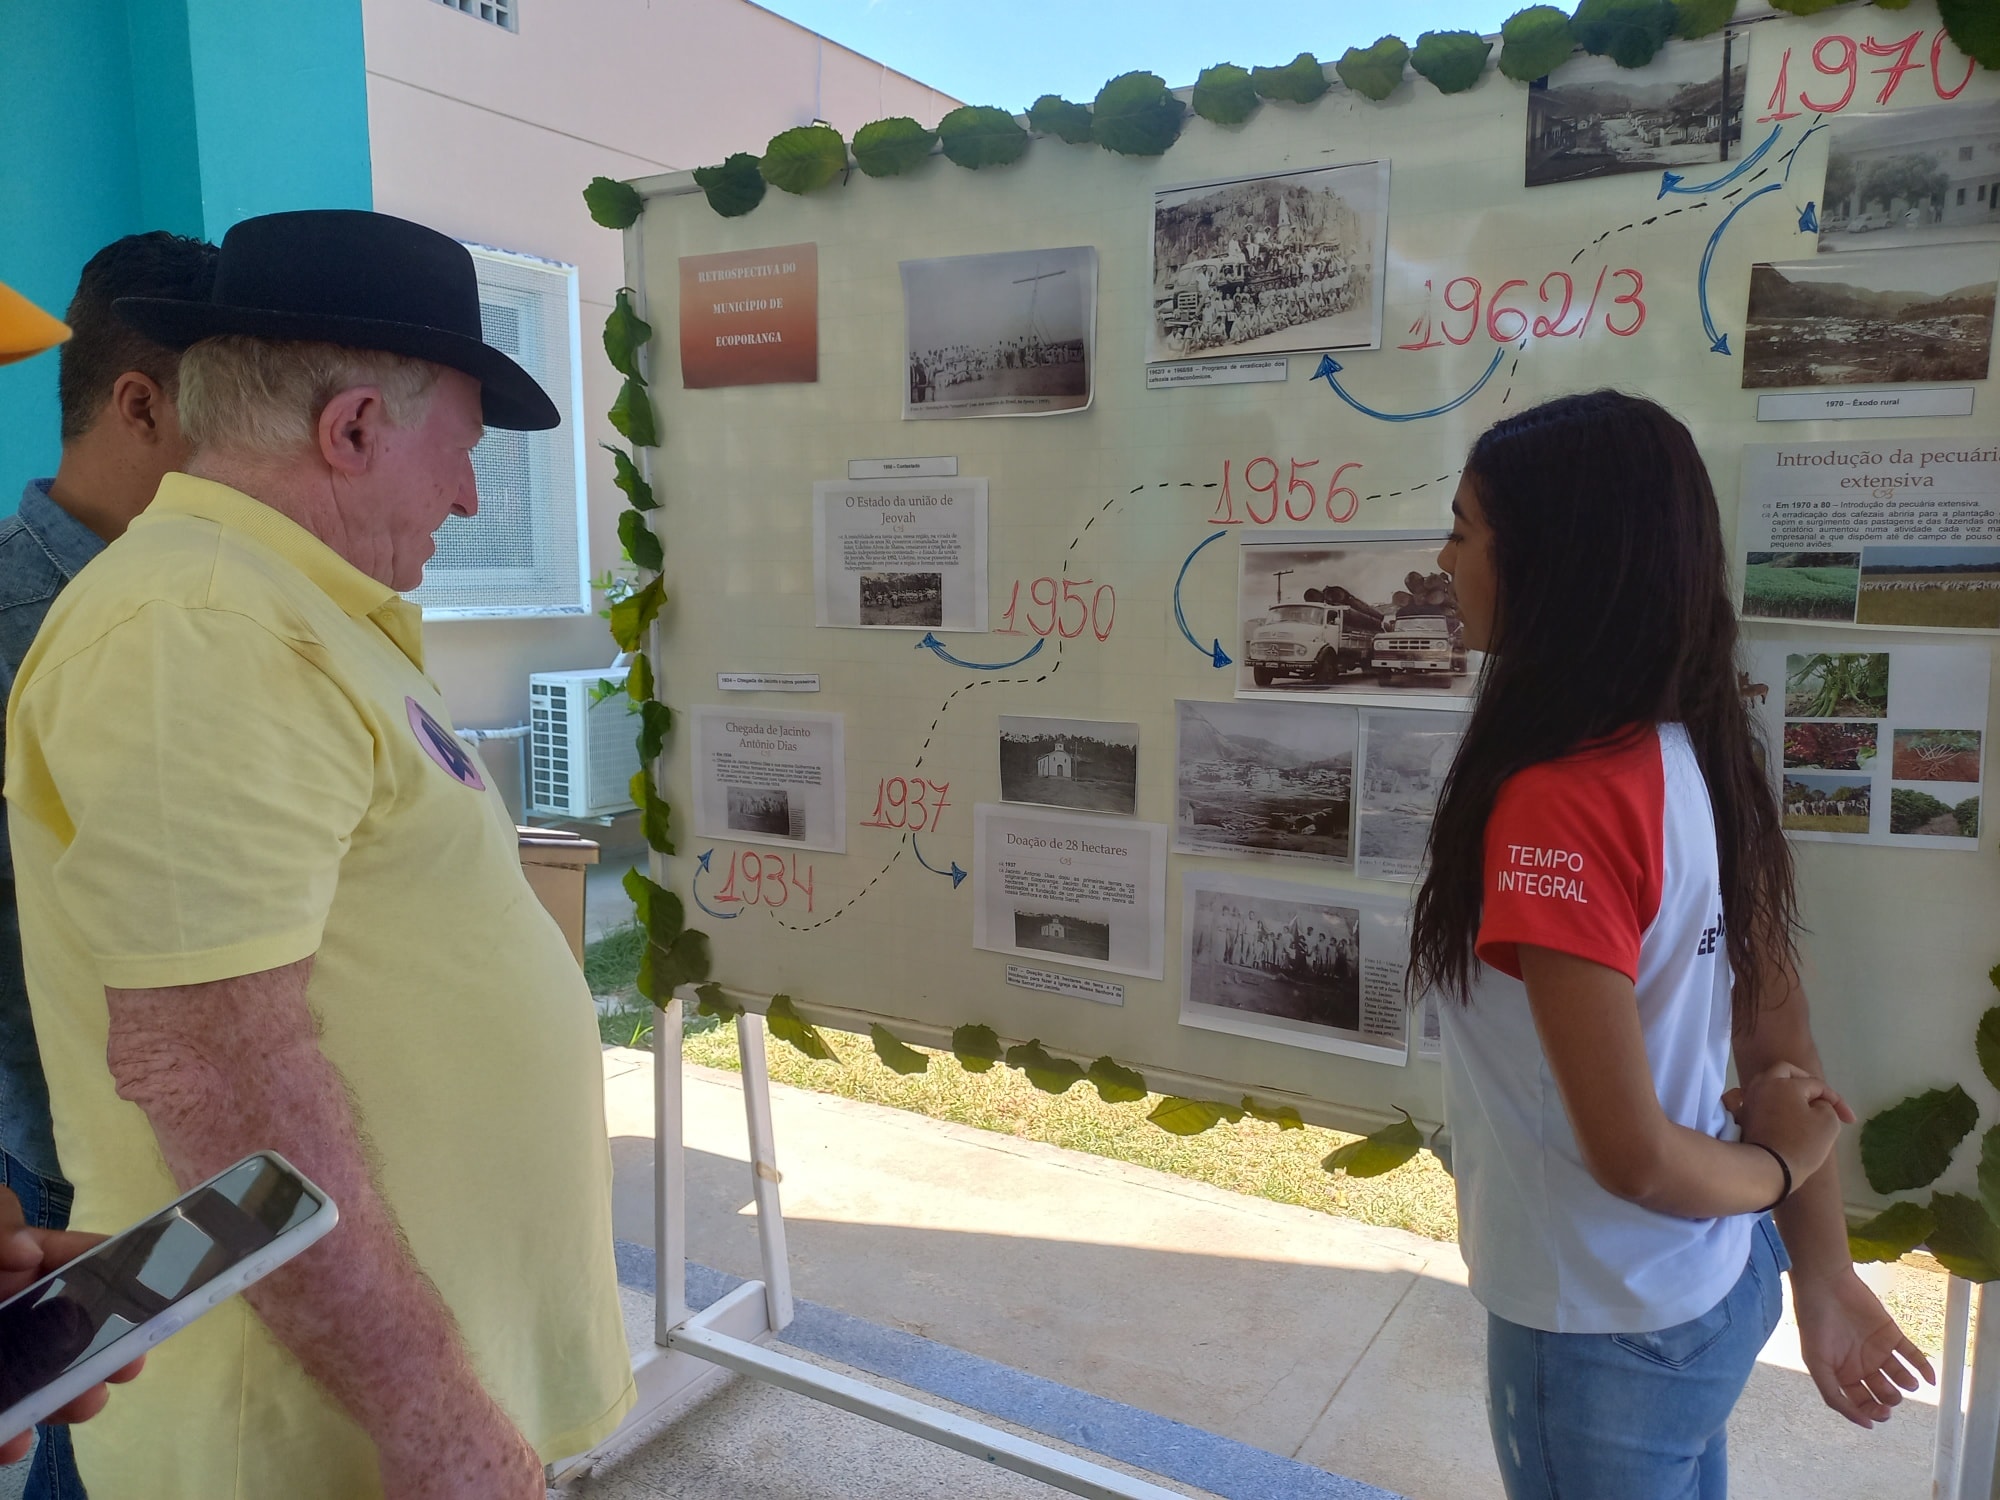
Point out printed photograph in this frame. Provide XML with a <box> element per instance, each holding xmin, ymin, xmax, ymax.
<box><xmin>1892</xmin><ymin>728</ymin><xmax>1983</xmax><ymax>782</ymax></box>
<box><xmin>1357</xmin><ymin>709</ymin><xmax>1468</xmax><ymax>882</ymax></box>
<box><xmin>1782</xmin><ymin>771</ymin><xmax>1872</xmax><ymax>835</ymax></box>
<box><xmin>903</xmin><ymin>246</ymin><xmax>1095</xmax><ymax>419</ymax></box>
<box><xmin>1013</xmin><ymin>908</ymin><xmax>1113</xmax><ymax>963</ymax></box>
<box><xmin>998</xmin><ymin>716</ymin><xmax>1140</xmax><ymax>816</ymax></box>
<box><xmin>1857</xmin><ymin>545</ymin><xmax>2000</xmax><ymax>630</ymax></box>
<box><xmin>1785</xmin><ymin>651</ymin><xmax>1890</xmax><ymax>719</ymax></box>
<box><xmin>726</xmin><ymin>787</ymin><xmax>803</xmax><ymax>841</ymax></box>
<box><xmin>858</xmin><ymin>571</ymin><xmax>943</xmax><ymax>628</ymax></box>
<box><xmin>1149</xmin><ymin>161</ymin><xmax>1389</xmax><ymax>363</ymax></box>
<box><xmin>1782</xmin><ymin>720</ymin><xmax>1878</xmax><ymax>772</ymax></box>
<box><xmin>1186</xmin><ymin>887</ymin><xmax>1363</xmax><ymax>1036</ymax></box>
<box><xmin>1820</xmin><ymin>101</ymin><xmax>2000</xmax><ymax>254</ymax></box>
<box><xmin>1889</xmin><ymin>784</ymin><xmax>1981</xmax><ymax>838</ymax></box>
<box><xmin>1525</xmin><ymin>36</ymin><xmax>1746</xmax><ymax>188</ymax></box>
<box><xmin>1740</xmin><ymin>551</ymin><xmax>1860</xmax><ymax>623</ymax></box>
<box><xmin>1237</xmin><ymin>538</ymin><xmax>1475</xmax><ymax>702</ymax></box>
<box><xmin>1741</xmin><ymin>244</ymin><xmax>1999</xmax><ymax>389</ymax></box>
<box><xmin>1175</xmin><ymin>699</ymin><xmax>1356</xmax><ymax>864</ymax></box>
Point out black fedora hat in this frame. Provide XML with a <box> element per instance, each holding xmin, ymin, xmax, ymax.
<box><xmin>115</xmin><ymin>209</ymin><xmax>558</xmax><ymax>432</ymax></box>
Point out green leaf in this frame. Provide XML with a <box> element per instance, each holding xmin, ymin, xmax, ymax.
<box><xmin>1005</xmin><ymin>1039</ymin><xmax>1086</xmax><ymax>1095</ymax></box>
<box><xmin>1027</xmin><ymin>95</ymin><xmax>1095</xmax><ymax>143</ymax></box>
<box><xmin>1091</xmin><ymin>71</ymin><xmax>1185</xmax><ymax>157</ymax></box>
<box><xmin>637</xmin><ymin>700</ymin><xmax>672</xmax><ymax>765</ymax></box>
<box><xmin>1243</xmin><ymin>1098</ymin><xmax>1306</xmax><ymax>1130</ymax></box>
<box><xmin>1335</xmin><ymin>37</ymin><xmax>1411</xmax><ymax>101</ymax></box>
<box><xmin>1148</xmin><ymin>1096</ymin><xmax>1246</xmax><ymax>1136</ymax></box>
<box><xmin>767</xmin><ymin>994</ymin><xmax>835</xmax><ymax>1061</ymax></box>
<box><xmin>1848</xmin><ymin>1201</ymin><xmax>1937</xmax><ymax>1264</ymax></box>
<box><xmin>608</xmin><ymin>377</ymin><xmax>657</xmax><ymax>447</ymax></box>
<box><xmin>1768</xmin><ymin>0</ymin><xmax>1844</xmax><ymax>12</ymax></box>
<box><xmin>1412</xmin><ymin>31</ymin><xmax>1493</xmax><ymax>93</ymax></box>
<box><xmin>759</xmin><ymin>124</ymin><xmax>848</xmax><ymax>194</ymax></box>
<box><xmin>1979</xmin><ymin>1126</ymin><xmax>2000</xmax><ymax>1226</ymax></box>
<box><xmin>1500</xmin><ymin>7</ymin><xmax>1576</xmax><ymax>81</ymax></box>
<box><xmin>638</xmin><ymin>927</ymin><xmax>710</xmax><ymax>1000</ymax></box>
<box><xmin>851</xmin><ymin>116</ymin><xmax>938</xmax><ymax>178</ymax></box>
<box><xmin>1252</xmin><ymin>52</ymin><xmax>1330</xmax><ymax>104</ymax></box>
<box><xmin>692</xmin><ymin>153</ymin><xmax>767</xmax><ymax>218</ymax></box>
<box><xmin>603</xmin><ymin>445</ymin><xmax>657</xmax><ymax>511</ymax></box>
<box><xmin>622</xmin><ymin>867</ymin><xmax>682</xmax><ymax>942</ymax></box>
<box><xmin>603</xmin><ymin>289</ymin><xmax>652</xmax><ymax>382</ymax></box>
<box><xmin>1569</xmin><ymin>0</ymin><xmax>1676</xmax><ymax>69</ymax></box>
<box><xmin>1928</xmin><ymin>1193</ymin><xmax>2000</xmax><ymax>1281</ymax></box>
<box><xmin>1324</xmin><ymin>1109</ymin><xmax>1423</xmax><ymax>1178</ymax></box>
<box><xmin>936</xmin><ymin>105</ymin><xmax>1031</xmax><ymax>169</ymax></box>
<box><xmin>1940</xmin><ymin>0</ymin><xmax>2000</xmax><ymax>71</ymax></box>
<box><xmin>693</xmin><ymin>982</ymin><xmax>744</xmax><ymax>1022</ymax></box>
<box><xmin>870</xmin><ymin>1023</ymin><xmax>930</xmax><ymax>1075</ymax></box>
<box><xmin>628</xmin><ymin>767</ymin><xmax>674</xmax><ymax>854</ymax></box>
<box><xmin>618</xmin><ymin>510</ymin><xmax>662</xmax><ymax>573</ymax></box>
<box><xmin>1871</xmin><ymin>0</ymin><xmax>1917</xmax><ymax>8</ymax></box>
<box><xmin>1669</xmin><ymin>0</ymin><xmax>1736</xmax><ymax>39</ymax></box>
<box><xmin>583</xmin><ymin>175</ymin><xmax>643</xmax><ymax>229</ymax></box>
<box><xmin>608</xmin><ymin>575</ymin><xmax>666</xmax><ymax>652</ymax></box>
<box><xmin>1977</xmin><ymin>1006</ymin><xmax>2000</xmax><ymax>1093</ymax></box>
<box><xmin>625</xmin><ymin>649</ymin><xmax>653</xmax><ymax>703</ymax></box>
<box><xmin>1192</xmin><ymin>63</ymin><xmax>1259</xmax><ymax>125</ymax></box>
<box><xmin>951</xmin><ymin>1023</ymin><xmax>1003</xmax><ymax>1072</ymax></box>
<box><xmin>1860</xmin><ymin>1084</ymin><xmax>1979</xmax><ymax>1194</ymax></box>
<box><xmin>1087</xmin><ymin>1057</ymin><xmax>1148</xmax><ymax>1104</ymax></box>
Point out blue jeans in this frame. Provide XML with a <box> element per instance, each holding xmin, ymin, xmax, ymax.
<box><xmin>1486</xmin><ymin>1216</ymin><xmax>1789</xmax><ymax>1500</ymax></box>
<box><xmin>1</xmin><ymin>1146</ymin><xmax>86</xmax><ymax>1500</ymax></box>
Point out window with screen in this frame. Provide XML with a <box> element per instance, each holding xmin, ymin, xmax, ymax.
<box><xmin>431</xmin><ymin>0</ymin><xmax>516</xmax><ymax>31</ymax></box>
<box><xmin>408</xmin><ymin>245</ymin><xmax>589</xmax><ymax>619</ymax></box>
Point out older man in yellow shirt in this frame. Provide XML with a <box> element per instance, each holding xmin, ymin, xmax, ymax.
<box><xmin>6</xmin><ymin>212</ymin><xmax>633</xmax><ymax>1498</ymax></box>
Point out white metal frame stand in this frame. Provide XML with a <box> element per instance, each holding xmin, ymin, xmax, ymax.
<box><xmin>1933</xmin><ymin>1274</ymin><xmax>2000</xmax><ymax>1500</ymax></box>
<box><xmin>550</xmin><ymin>994</ymin><xmax>1188</xmax><ymax>1499</ymax></box>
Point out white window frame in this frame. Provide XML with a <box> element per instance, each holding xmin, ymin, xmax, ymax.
<box><xmin>431</xmin><ymin>0</ymin><xmax>517</xmax><ymax>33</ymax></box>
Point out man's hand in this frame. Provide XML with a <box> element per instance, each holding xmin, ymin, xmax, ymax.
<box><xmin>1792</xmin><ymin>1268</ymin><xmax>1934</xmax><ymax>1427</ymax></box>
<box><xmin>0</xmin><ymin>1186</ymin><xmax>144</xmax><ymax>1464</ymax></box>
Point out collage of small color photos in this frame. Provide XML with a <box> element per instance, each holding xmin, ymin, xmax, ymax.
<box><xmin>1743</xmin><ymin>547</ymin><xmax>2000</xmax><ymax>632</ymax></box>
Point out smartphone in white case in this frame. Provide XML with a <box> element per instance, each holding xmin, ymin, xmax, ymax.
<box><xmin>0</xmin><ymin>1152</ymin><xmax>337</xmax><ymax>1440</ymax></box>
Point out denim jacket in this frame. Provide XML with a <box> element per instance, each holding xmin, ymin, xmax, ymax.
<box><xmin>0</xmin><ymin>481</ymin><xmax>104</xmax><ymax>1179</ymax></box>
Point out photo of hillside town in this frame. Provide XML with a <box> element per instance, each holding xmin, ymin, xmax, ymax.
<box><xmin>1174</xmin><ymin>699</ymin><xmax>1356</xmax><ymax>865</ymax></box>
<box><xmin>1741</xmin><ymin>246</ymin><xmax>1998</xmax><ymax>389</ymax></box>
<box><xmin>1525</xmin><ymin>38</ymin><xmax>1746</xmax><ymax>188</ymax></box>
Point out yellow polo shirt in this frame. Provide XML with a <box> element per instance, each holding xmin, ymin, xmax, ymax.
<box><xmin>6</xmin><ymin>475</ymin><xmax>634</xmax><ymax>1498</ymax></box>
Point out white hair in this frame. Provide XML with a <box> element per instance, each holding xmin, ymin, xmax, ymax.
<box><xmin>176</xmin><ymin>335</ymin><xmax>444</xmax><ymax>457</ymax></box>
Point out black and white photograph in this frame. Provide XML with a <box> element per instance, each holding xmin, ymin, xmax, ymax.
<box><xmin>1741</xmin><ymin>245</ymin><xmax>1999</xmax><ymax>389</ymax></box>
<box><xmin>1149</xmin><ymin>161</ymin><xmax>1389</xmax><ymax>363</ymax></box>
<box><xmin>1820</xmin><ymin>101</ymin><xmax>2000</xmax><ymax>254</ymax></box>
<box><xmin>1356</xmin><ymin>709</ymin><xmax>1468</xmax><ymax>883</ymax></box>
<box><xmin>1174</xmin><ymin>699</ymin><xmax>1356</xmax><ymax>865</ymax></box>
<box><xmin>1180</xmin><ymin>873</ymin><xmax>1411</xmax><ymax>1064</ymax></box>
<box><xmin>974</xmin><ymin>804</ymin><xmax>1169</xmax><ymax>980</ymax></box>
<box><xmin>858</xmin><ymin>572</ymin><xmax>942</xmax><ymax>628</ymax></box>
<box><xmin>691</xmin><ymin>706</ymin><xmax>846</xmax><ymax>855</ymax></box>
<box><xmin>726</xmin><ymin>786</ymin><xmax>803</xmax><ymax>841</ymax></box>
<box><xmin>1013</xmin><ymin>908</ymin><xmax>1113</xmax><ymax>963</ymax></box>
<box><xmin>999</xmin><ymin>716</ymin><xmax>1139</xmax><ymax>816</ymax></box>
<box><xmin>903</xmin><ymin>246</ymin><xmax>1095</xmax><ymax>419</ymax></box>
<box><xmin>1525</xmin><ymin>35</ymin><xmax>1746</xmax><ymax>188</ymax></box>
<box><xmin>1237</xmin><ymin>534</ymin><xmax>1477</xmax><ymax>706</ymax></box>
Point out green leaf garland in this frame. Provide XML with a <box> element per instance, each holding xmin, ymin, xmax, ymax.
<box><xmin>1939</xmin><ymin>0</ymin><xmax>2000</xmax><ymax>70</ymax></box>
<box><xmin>1569</xmin><ymin>0</ymin><xmax>1676</xmax><ymax>70</ymax></box>
<box><xmin>1847</xmin><ymin>1201</ymin><xmax>1937</xmax><ymax>1264</ymax></box>
<box><xmin>937</xmin><ymin>105</ymin><xmax>1032</xmax><ymax>168</ymax></box>
<box><xmin>603</xmin><ymin>289</ymin><xmax>652</xmax><ymax>382</ymax></box>
<box><xmin>693</xmin><ymin>982</ymin><xmax>744</xmax><ymax>1023</ymax></box>
<box><xmin>1324</xmin><ymin>1109</ymin><xmax>1423</xmax><ymax>1178</ymax></box>
<box><xmin>1243</xmin><ymin>1098</ymin><xmax>1306</xmax><ymax>1130</ymax></box>
<box><xmin>603</xmin><ymin>445</ymin><xmax>657</xmax><ymax>511</ymax></box>
<box><xmin>1148</xmin><ymin>1096</ymin><xmax>1245</xmax><ymax>1136</ymax></box>
<box><xmin>1091</xmin><ymin>71</ymin><xmax>1185</xmax><ymax>157</ymax></box>
<box><xmin>951</xmin><ymin>1023</ymin><xmax>1004</xmax><ymax>1072</ymax></box>
<box><xmin>1087</xmin><ymin>1057</ymin><xmax>1148</xmax><ymax>1104</ymax></box>
<box><xmin>1769</xmin><ymin>0</ymin><xmax>1846</xmax><ymax>13</ymax></box>
<box><xmin>623</xmin><ymin>866</ymin><xmax>679</xmax><ymax>939</ymax></box>
<box><xmin>608</xmin><ymin>377</ymin><xmax>657</xmax><ymax>447</ymax></box>
<box><xmin>767</xmin><ymin>994</ymin><xmax>836</xmax><ymax>1061</ymax></box>
<box><xmin>637</xmin><ymin>700</ymin><xmax>672</xmax><ymax>765</ymax></box>
<box><xmin>1335</xmin><ymin>37</ymin><xmax>1411</xmax><ymax>101</ymax></box>
<box><xmin>692</xmin><ymin>153</ymin><xmax>767</xmax><ymax>217</ymax></box>
<box><xmin>1251</xmin><ymin>53</ymin><xmax>1329</xmax><ymax>104</ymax></box>
<box><xmin>1927</xmin><ymin>1193</ymin><xmax>2000</xmax><ymax>1282</ymax></box>
<box><xmin>1499</xmin><ymin>7</ymin><xmax>1576</xmax><ymax>82</ymax></box>
<box><xmin>624</xmin><ymin>648</ymin><xmax>653</xmax><ymax>703</ymax></box>
<box><xmin>851</xmin><ymin>116</ymin><xmax>938</xmax><ymax>177</ymax></box>
<box><xmin>1412</xmin><ymin>31</ymin><xmax>1493</xmax><ymax>94</ymax></box>
<box><xmin>1669</xmin><ymin>0</ymin><xmax>1736</xmax><ymax>39</ymax></box>
<box><xmin>1027</xmin><ymin>95</ymin><xmax>1095</xmax><ymax>143</ymax></box>
<box><xmin>629</xmin><ymin>768</ymin><xmax>675</xmax><ymax>854</ymax></box>
<box><xmin>1192</xmin><ymin>63</ymin><xmax>1259</xmax><ymax>125</ymax></box>
<box><xmin>1004</xmin><ymin>1039</ymin><xmax>1087</xmax><ymax>1095</ymax></box>
<box><xmin>870</xmin><ymin>1024</ymin><xmax>931</xmax><ymax>1074</ymax></box>
<box><xmin>618</xmin><ymin>509</ymin><xmax>662</xmax><ymax>573</ymax></box>
<box><xmin>583</xmin><ymin>175</ymin><xmax>644</xmax><ymax>229</ymax></box>
<box><xmin>608</xmin><ymin>575</ymin><xmax>666</xmax><ymax>652</ymax></box>
<box><xmin>1860</xmin><ymin>1084</ymin><xmax>1978</xmax><ymax>1194</ymax></box>
<box><xmin>760</xmin><ymin>124</ymin><xmax>848</xmax><ymax>194</ymax></box>
<box><xmin>639</xmin><ymin>927</ymin><xmax>711</xmax><ymax>1000</ymax></box>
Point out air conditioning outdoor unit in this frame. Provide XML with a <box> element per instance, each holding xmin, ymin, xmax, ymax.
<box><xmin>527</xmin><ymin>667</ymin><xmax>642</xmax><ymax>818</ymax></box>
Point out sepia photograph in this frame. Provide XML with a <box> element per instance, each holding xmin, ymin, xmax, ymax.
<box><xmin>1237</xmin><ymin>535</ymin><xmax>1477</xmax><ymax>704</ymax></box>
<box><xmin>1185</xmin><ymin>886</ymin><xmax>1363</xmax><ymax>1035</ymax></box>
<box><xmin>1856</xmin><ymin>545</ymin><xmax>2000</xmax><ymax>631</ymax></box>
<box><xmin>903</xmin><ymin>246</ymin><xmax>1095</xmax><ymax>419</ymax></box>
<box><xmin>1741</xmin><ymin>244</ymin><xmax>1999</xmax><ymax>390</ymax></box>
<box><xmin>1174</xmin><ymin>699</ymin><xmax>1356</xmax><ymax>865</ymax></box>
<box><xmin>1356</xmin><ymin>709</ymin><xmax>1467</xmax><ymax>883</ymax></box>
<box><xmin>1888</xmin><ymin>784</ymin><xmax>1981</xmax><ymax>838</ymax></box>
<box><xmin>1782</xmin><ymin>771</ymin><xmax>1872</xmax><ymax>835</ymax></box>
<box><xmin>1781</xmin><ymin>720</ymin><xmax>1878</xmax><ymax>772</ymax></box>
<box><xmin>1525</xmin><ymin>36</ymin><xmax>1746</xmax><ymax>188</ymax></box>
<box><xmin>999</xmin><ymin>716</ymin><xmax>1139</xmax><ymax>816</ymax></box>
<box><xmin>1740</xmin><ymin>551</ymin><xmax>1860</xmax><ymax>623</ymax></box>
<box><xmin>1892</xmin><ymin>728</ymin><xmax>1983</xmax><ymax>783</ymax></box>
<box><xmin>858</xmin><ymin>571</ymin><xmax>943</xmax><ymax>628</ymax></box>
<box><xmin>726</xmin><ymin>786</ymin><xmax>804</xmax><ymax>841</ymax></box>
<box><xmin>1148</xmin><ymin>161</ymin><xmax>1389</xmax><ymax>363</ymax></box>
<box><xmin>1820</xmin><ymin>100</ymin><xmax>2000</xmax><ymax>254</ymax></box>
<box><xmin>1784</xmin><ymin>651</ymin><xmax>1890</xmax><ymax>719</ymax></box>
<box><xmin>1012</xmin><ymin>908</ymin><xmax>1113</xmax><ymax>963</ymax></box>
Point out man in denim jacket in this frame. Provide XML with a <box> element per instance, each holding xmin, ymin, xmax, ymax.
<box><xmin>0</xmin><ymin>232</ymin><xmax>214</xmax><ymax>1499</ymax></box>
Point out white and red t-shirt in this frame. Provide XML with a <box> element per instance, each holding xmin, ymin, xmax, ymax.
<box><xmin>1440</xmin><ymin>722</ymin><xmax>1748</xmax><ymax>1334</ymax></box>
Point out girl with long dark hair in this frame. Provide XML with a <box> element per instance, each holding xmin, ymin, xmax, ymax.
<box><xmin>1413</xmin><ymin>391</ymin><xmax>1932</xmax><ymax>1498</ymax></box>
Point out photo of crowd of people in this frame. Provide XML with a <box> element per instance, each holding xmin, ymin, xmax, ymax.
<box><xmin>902</xmin><ymin>246</ymin><xmax>1096</xmax><ymax>418</ymax></box>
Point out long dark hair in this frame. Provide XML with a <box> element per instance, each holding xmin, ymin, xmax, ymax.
<box><xmin>1407</xmin><ymin>390</ymin><xmax>1795</xmax><ymax>1031</ymax></box>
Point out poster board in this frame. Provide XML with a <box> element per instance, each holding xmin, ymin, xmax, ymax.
<box><xmin>631</xmin><ymin>2</ymin><xmax>2000</xmax><ymax>1186</ymax></box>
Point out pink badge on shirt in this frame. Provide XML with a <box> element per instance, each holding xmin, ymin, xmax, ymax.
<box><xmin>406</xmin><ymin>696</ymin><xmax>486</xmax><ymax>790</ymax></box>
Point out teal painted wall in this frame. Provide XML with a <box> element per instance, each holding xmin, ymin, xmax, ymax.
<box><xmin>0</xmin><ymin>0</ymin><xmax>372</xmax><ymax>502</ymax></box>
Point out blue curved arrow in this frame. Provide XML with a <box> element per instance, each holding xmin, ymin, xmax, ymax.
<box><xmin>692</xmin><ymin>848</ymin><xmax>739</xmax><ymax>920</ymax></box>
<box><xmin>1173</xmin><ymin>531</ymin><xmax>1233</xmax><ymax>668</ymax></box>
<box><xmin>1311</xmin><ymin>346</ymin><xmax>1505</xmax><ymax>424</ymax></box>
<box><xmin>915</xmin><ymin>632</ymin><xmax>1045</xmax><ymax>671</ymax></box>
<box><xmin>1782</xmin><ymin>122</ymin><xmax>1829</xmax><ymax>184</ymax></box>
<box><xmin>911</xmin><ymin>833</ymin><xmax>967</xmax><ymax>888</ymax></box>
<box><xmin>1799</xmin><ymin>200</ymin><xmax>1819</xmax><ymax>235</ymax></box>
<box><xmin>1660</xmin><ymin>124</ymin><xmax>1781</xmax><ymax>198</ymax></box>
<box><xmin>1698</xmin><ymin>183</ymin><xmax>1785</xmax><ymax>355</ymax></box>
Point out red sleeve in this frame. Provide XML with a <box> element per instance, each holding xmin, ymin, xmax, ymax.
<box><xmin>1475</xmin><ymin>733</ymin><xmax>1664</xmax><ymax>984</ymax></box>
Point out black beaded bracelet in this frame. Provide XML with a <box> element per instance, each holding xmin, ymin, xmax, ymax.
<box><xmin>1744</xmin><ymin>1140</ymin><xmax>1793</xmax><ymax>1214</ymax></box>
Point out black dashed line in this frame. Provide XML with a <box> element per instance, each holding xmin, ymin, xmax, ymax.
<box><xmin>1642</xmin><ymin>216</ymin><xmax>1658</xmax><ymax>226</ymax></box>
